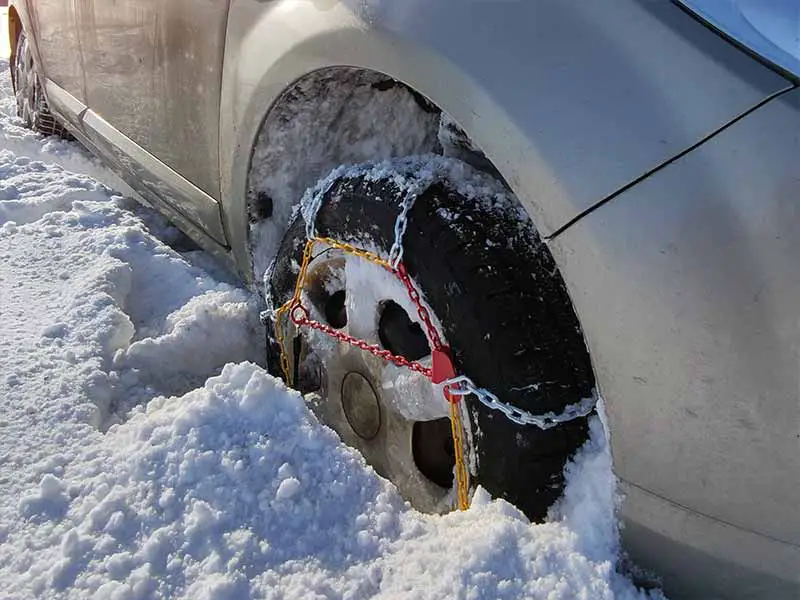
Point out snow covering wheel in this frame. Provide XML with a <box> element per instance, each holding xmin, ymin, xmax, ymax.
<box><xmin>13</xmin><ymin>32</ymin><xmax>69</xmax><ymax>138</ymax></box>
<box><xmin>268</xmin><ymin>159</ymin><xmax>596</xmax><ymax>520</ymax></box>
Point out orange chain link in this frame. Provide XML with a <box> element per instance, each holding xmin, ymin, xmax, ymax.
<box><xmin>274</xmin><ymin>237</ymin><xmax>470</xmax><ymax>510</ymax></box>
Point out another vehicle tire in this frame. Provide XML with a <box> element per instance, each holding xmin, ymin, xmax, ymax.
<box><xmin>13</xmin><ymin>31</ymin><xmax>69</xmax><ymax>138</ymax></box>
<box><xmin>268</xmin><ymin>159</ymin><xmax>596</xmax><ymax>521</ymax></box>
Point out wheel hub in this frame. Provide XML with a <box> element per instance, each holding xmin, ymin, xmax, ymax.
<box><xmin>341</xmin><ymin>371</ymin><xmax>381</xmax><ymax>440</ymax></box>
<box><xmin>292</xmin><ymin>250</ymin><xmax>458</xmax><ymax>513</ymax></box>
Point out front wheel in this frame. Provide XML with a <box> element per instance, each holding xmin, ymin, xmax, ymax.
<box><xmin>268</xmin><ymin>157</ymin><xmax>596</xmax><ymax>520</ymax></box>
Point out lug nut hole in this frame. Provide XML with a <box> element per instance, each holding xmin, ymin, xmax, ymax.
<box><xmin>412</xmin><ymin>418</ymin><xmax>455</xmax><ymax>489</ymax></box>
<box><xmin>378</xmin><ymin>300</ymin><xmax>430</xmax><ymax>361</ymax></box>
<box><xmin>325</xmin><ymin>290</ymin><xmax>347</xmax><ymax>329</ymax></box>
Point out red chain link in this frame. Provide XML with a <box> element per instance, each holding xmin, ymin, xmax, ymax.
<box><xmin>295</xmin><ymin>315</ymin><xmax>433</xmax><ymax>377</ymax></box>
<box><xmin>288</xmin><ymin>260</ymin><xmax>451</xmax><ymax>382</ymax></box>
<box><xmin>285</xmin><ymin>244</ymin><xmax>470</xmax><ymax>510</ymax></box>
<box><xmin>289</xmin><ymin>307</ymin><xmax>433</xmax><ymax>379</ymax></box>
<box><xmin>395</xmin><ymin>262</ymin><xmax>445</xmax><ymax>352</ymax></box>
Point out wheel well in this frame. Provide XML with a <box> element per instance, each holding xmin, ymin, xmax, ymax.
<box><xmin>244</xmin><ymin>66</ymin><xmax>503</xmax><ymax>285</ymax></box>
<box><xmin>8</xmin><ymin>6</ymin><xmax>22</xmax><ymax>89</ymax></box>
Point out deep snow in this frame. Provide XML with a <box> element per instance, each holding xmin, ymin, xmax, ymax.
<box><xmin>0</xmin><ymin>56</ymin><xmax>664</xmax><ymax>599</ymax></box>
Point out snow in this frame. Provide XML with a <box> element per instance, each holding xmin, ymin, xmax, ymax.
<box><xmin>0</xmin><ymin>51</ymin><xmax>664</xmax><ymax>599</ymax></box>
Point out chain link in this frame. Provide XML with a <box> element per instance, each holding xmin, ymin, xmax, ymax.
<box><xmin>395</xmin><ymin>262</ymin><xmax>445</xmax><ymax>351</ymax></box>
<box><xmin>316</xmin><ymin>236</ymin><xmax>394</xmax><ymax>271</ymax></box>
<box><xmin>443</xmin><ymin>375</ymin><xmax>596</xmax><ymax>429</ymax></box>
<box><xmin>449</xmin><ymin>398</ymin><xmax>470</xmax><ymax>511</ymax></box>
<box><xmin>389</xmin><ymin>189</ymin><xmax>419</xmax><ymax>268</ymax></box>
<box><xmin>290</xmin><ymin>309</ymin><xmax>433</xmax><ymax>378</ymax></box>
<box><xmin>274</xmin><ymin>303</ymin><xmax>292</xmax><ymax>384</ymax></box>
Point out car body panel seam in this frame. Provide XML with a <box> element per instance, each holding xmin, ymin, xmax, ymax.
<box><xmin>546</xmin><ymin>83</ymin><xmax>798</xmax><ymax>241</ymax></box>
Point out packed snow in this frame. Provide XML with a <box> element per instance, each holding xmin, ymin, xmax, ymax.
<box><xmin>0</xmin><ymin>51</ymin><xmax>664</xmax><ymax>599</ymax></box>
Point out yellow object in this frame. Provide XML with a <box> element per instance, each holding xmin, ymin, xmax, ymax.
<box><xmin>273</xmin><ymin>236</ymin><xmax>471</xmax><ymax>511</ymax></box>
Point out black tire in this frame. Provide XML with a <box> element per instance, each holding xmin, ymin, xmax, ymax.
<box><xmin>13</xmin><ymin>32</ymin><xmax>70</xmax><ymax>138</ymax></box>
<box><xmin>269</xmin><ymin>160</ymin><xmax>596</xmax><ymax>521</ymax></box>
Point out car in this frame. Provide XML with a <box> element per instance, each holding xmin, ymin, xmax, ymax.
<box><xmin>7</xmin><ymin>1</ymin><xmax>798</xmax><ymax>597</ymax></box>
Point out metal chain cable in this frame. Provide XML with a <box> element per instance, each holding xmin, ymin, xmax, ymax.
<box><xmin>394</xmin><ymin>263</ymin><xmax>444</xmax><ymax>350</ymax></box>
<box><xmin>271</xmin><ymin>195</ymin><xmax>597</xmax><ymax>511</ymax></box>
<box><xmin>389</xmin><ymin>188</ymin><xmax>420</xmax><ymax>268</ymax></box>
<box><xmin>449</xmin><ymin>398</ymin><xmax>470</xmax><ymax>510</ymax></box>
<box><xmin>291</xmin><ymin>301</ymin><xmax>434</xmax><ymax>379</ymax></box>
<box><xmin>273</xmin><ymin>238</ymin><xmax>318</xmax><ymax>385</ymax></box>
<box><xmin>442</xmin><ymin>375</ymin><xmax>597</xmax><ymax>430</ymax></box>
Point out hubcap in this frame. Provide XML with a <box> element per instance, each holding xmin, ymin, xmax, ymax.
<box><xmin>341</xmin><ymin>372</ymin><xmax>381</xmax><ymax>440</ymax></box>
<box><xmin>291</xmin><ymin>246</ymin><xmax>459</xmax><ymax>513</ymax></box>
<box><xmin>15</xmin><ymin>38</ymin><xmax>37</xmax><ymax>127</ymax></box>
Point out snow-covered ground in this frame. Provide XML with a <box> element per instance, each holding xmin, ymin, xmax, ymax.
<box><xmin>0</xmin><ymin>50</ymin><xmax>664</xmax><ymax>599</ymax></box>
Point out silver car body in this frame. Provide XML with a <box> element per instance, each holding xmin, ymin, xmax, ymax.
<box><xmin>8</xmin><ymin>1</ymin><xmax>799</xmax><ymax>598</ymax></box>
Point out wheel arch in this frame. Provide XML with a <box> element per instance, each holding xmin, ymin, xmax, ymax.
<box><xmin>237</xmin><ymin>63</ymin><xmax>471</xmax><ymax>289</ymax></box>
<box><xmin>8</xmin><ymin>2</ymin><xmax>49</xmax><ymax>96</ymax></box>
<box><xmin>219</xmin><ymin>5</ymin><xmax>546</xmax><ymax>288</ymax></box>
<box><xmin>8</xmin><ymin>4</ymin><xmax>23</xmax><ymax>89</ymax></box>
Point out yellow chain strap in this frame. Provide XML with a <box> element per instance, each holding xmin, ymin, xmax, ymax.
<box><xmin>273</xmin><ymin>237</ymin><xmax>470</xmax><ymax>511</ymax></box>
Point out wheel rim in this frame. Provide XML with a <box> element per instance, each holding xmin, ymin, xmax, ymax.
<box><xmin>14</xmin><ymin>37</ymin><xmax>36</xmax><ymax>127</ymax></box>
<box><xmin>291</xmin><ymin>246</ymin><xmax>459</xmax><ymax>513</ymax></box>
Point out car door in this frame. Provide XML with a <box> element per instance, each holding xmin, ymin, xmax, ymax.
<box><xmin>75</xmin><ymin>0</ymin><xmax>231</xmax><ymax>245</ymax></box>
<box><xmin>26</xmin><ymin>0</ymin><xmax>86</xmax><ymax>128</ymax></box>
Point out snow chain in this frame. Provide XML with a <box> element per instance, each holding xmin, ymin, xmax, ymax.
<box><xmin>273</xmin><ymin>191</ymin><xmax>597</xmax><ymax>512</ymax></box>
<box><xmin>274</xmin><ymin>236</ymin><xmax>470</xmax><ymax>510</ymax></box>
